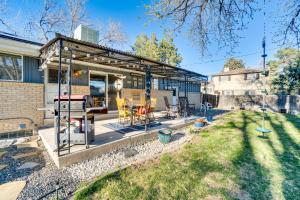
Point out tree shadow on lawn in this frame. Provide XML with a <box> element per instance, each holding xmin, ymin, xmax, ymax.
<box><xmin>230</xmin><ymin>111</ymin><xmax>272</xmax><ymax>200</ymax></box>
<box><xmin>74</xmin><ymin>111</ymin><xmax>298</xmax><ymax>200</ymax></box>
<box><xmin>265</xmin><ymin>114</ymin><xmax>300</xmax><ymax>199</ymax></box>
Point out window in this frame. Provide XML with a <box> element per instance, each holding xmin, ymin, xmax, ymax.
<box><xmin>126</xmin><ymin>75</ymin><xmax>144</xmax><ymax>89</ymax></box>
<box><xmin>48</xmin><ymin>68</ymin><xmax>88</xmax><ymax>85</ymax></box>
<box><xmin>222</xmin><ymin>90</ymin><xmax>234</xmax><ymax>95</ymax></box>
<box><xmin>245</xmin><ymin>90</ymin><xmax>255</xmax><ymax>95</ymax></box>
<box><xmin>48</xmin><ymin>69</ymin><xmax>67</xmax><ymax>83</ymax></box>
<box><xmin>219</xmin><ymin>75</ymin><xmax>230</xmax><ymax>81</ymax></box>
<box><xmin>0</xmin><ymin>53</ymin><xmax>22</xmax><ymax>81</ymax></box>
<box><xmin>246</xmin><ymin>73</ymin><xmax>259</xmax><ymax>80</ymax></box>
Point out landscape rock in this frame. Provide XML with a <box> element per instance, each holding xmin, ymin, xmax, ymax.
<box><xmin>17</xmin><ymin>162</ymin><xmax>39</xmax><ymax>170</ymax></box>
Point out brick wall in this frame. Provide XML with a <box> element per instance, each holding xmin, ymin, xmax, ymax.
<box><xmin>0</xmin><ymin>82</ymin><xmax>44</xmax><ymax>134</ymax></box>
<box><xmin>71</xmin><ymin>85</ymin><xmax>90</xmax><ymax>95</ymax></box>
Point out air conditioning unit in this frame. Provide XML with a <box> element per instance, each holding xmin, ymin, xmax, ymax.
<box><xmin>74</xmin><ymin>25</ymin><xmax>99</xmax><ymax>44</ymax></box>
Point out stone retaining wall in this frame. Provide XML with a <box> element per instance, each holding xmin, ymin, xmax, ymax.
<box><xmin>0</xmin><ymin>82</ymin><xmax>44</xmax><ymax>134</ymax></box>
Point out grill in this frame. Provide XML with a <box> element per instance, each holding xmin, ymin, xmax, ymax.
<box><xmin>54</xmin><ymin>95</ymin><xmax>104</xmax><ymax>145</ymax></box>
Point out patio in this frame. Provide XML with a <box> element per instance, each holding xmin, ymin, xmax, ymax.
<box><xmin>39</xmin><ymin>112</ymin><xmax>201</xmax><ymax>168</ymax></box>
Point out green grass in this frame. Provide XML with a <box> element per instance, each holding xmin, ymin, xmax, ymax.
<box><xmin>74</xmin><ymin>111</ymin><xmax>300</xmax><ymax>200</ymax></box>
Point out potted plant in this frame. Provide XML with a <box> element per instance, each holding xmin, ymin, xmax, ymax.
<box><xmin>194</xmin><ymin>118</ymin><xmax>206</xmax><ymax>128</ymax></box>
<box><xmin>158</xmin><ymin>129</ymin><xmax>172</xmax><ymax>144</ymax></box>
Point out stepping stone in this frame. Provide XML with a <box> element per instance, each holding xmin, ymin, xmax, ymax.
<box><xmin>17</xmin><ymin>162</ymin><xmax>39</xmax><ymax>170</ymax></box>
<box><xmin>0</xmin><ymin>181</ymin><xmax>26</xmax><ymax>200</ymax></box>
<box><xmin>12</xmin><ymin>151</ymin><xmax>41</xmax><ymax>160</ymax></box>
<box><xmin>0</xmin><ymin>150</ymin><xmax>6</xmax><ymax>158</ymax></box>
<box><xmin>16</xmin><ymin>141</ymin><xmax>39</xmax><ymax>148</ymax></box>
<box><xmin>0</xmin><ymin>164</ymin><xmax>8</xmax><ymax>171</ymax></box>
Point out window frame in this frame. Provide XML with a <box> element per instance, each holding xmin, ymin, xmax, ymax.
<box><xmin>245</xmin><ymin>73</ymin><xmax>259</xmax><ymax>80</ymax></box>
<box><xmin>0</xmin><ymin>52</ymin><xmax>24</xmax><ymax>82</ymax></box>
<box><xmin>219</xmin><ymin>75</ymin><xmax>231</xmax><ymax>81</ymax></box>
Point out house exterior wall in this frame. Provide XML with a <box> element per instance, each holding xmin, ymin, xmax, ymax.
<box><xmin>23</xmin><ymin>56</ymin><xmax>43</xmax><ymax>83</ymax></box>
<box><xmin>211</xmin><ymin>73</ymin><xmax>266</xmax><ymax>95</ymax></box>
<box><xmin>0</xmin><ymin>82</ymin><xmax>44</xmax><ymax>134</ymax></box>
<box><xmin>122</xmin><ymin>88</ymin><xmax>173</xmax><ymax>111</ymax></box>
<box><xmin>179</xmin><ymin>92</ymin><xmax>202</xmax><ymax>109</ymax></box>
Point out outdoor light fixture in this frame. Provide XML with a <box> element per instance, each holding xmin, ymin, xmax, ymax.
<box><xmin>72</xmin><ymin>54</ymin><xmax>76</xmax><ymax>58</ymax></box>
<box><xmin>114</xmin><ymin>74</ymin><xmax>127</xmax><ymax>79</ymax></box>
<box><xmin>64</xmin><ymin>47</ymin><xmax>69</xmax><ymax>51</ymax></box>
<box><xmin>73</xmin><ymin>69</ymin><xmax>86</xmax><ymax>78</ymax></box>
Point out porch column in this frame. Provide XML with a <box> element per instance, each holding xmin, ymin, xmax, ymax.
<box><xmin>184</xmin><ymin>76</ymin><xmax>188</xmax><ymax>98</ymax></box>
<box><xmin>56</xmin><ymin>39</ymin><xmax>63</xmax><ymax>157</ymax></box>
<box><xmin>144</xmin><ymin>65</ymin><xmax>151</xmax><ymax>132</ymax></box>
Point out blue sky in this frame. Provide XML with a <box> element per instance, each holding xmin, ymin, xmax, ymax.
<box><xmin>3</xmin><ymin>0</ymin><xmax>289</xmax><ymax>76</ymax></box>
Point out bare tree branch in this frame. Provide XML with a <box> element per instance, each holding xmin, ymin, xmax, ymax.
<box><xmin>27</xmin><ymin>0</ymin><xmax>65</xmax><ymax>42</ymax></box>
<box><xmin>279</xmin><ymin>0</ymin><xmax>300</xmax><ymax>47</ymax></box>
<box><xmin>65</xmin><ymin>0</ymin><xmax>88</xmax><ymax>36</ymax></box>
<box><xmin>147</xmin><ymin>0</ymin><xmax>257</xmax><ymax>55</ymax></box>
<box><xmin>0</xmin><ymin>0</ymin><xmax>16</xmax><ymax>34</ymax></box>
<box><xmin>98</xmin><ymin>20</ymin><xmax>127</xmax><ymax>47</ymax></box>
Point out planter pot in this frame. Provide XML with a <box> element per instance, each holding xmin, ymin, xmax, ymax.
<box><xmin>158</xmin><ymin>129</ymin><xmax>172</xmax><ymax>144</ymax></box>
<box><xmin>194</xmin><ymin>122</ymin><xmax>204</xmax><ymax>128</ymax></box>
<box><xmin>206</xmin><ymin>116</ymin><xmax>213</xmax><ymax>122</ymax></box>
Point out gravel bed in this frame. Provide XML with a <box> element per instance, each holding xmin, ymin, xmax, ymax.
<box><xmin>15</xmin><ymin>129</ymin><xmax>190</xmax><ymax>200</ymax></box>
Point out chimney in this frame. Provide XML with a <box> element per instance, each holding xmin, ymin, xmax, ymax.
<box><xmin>223</xmin><ymin>66</ymin><xmax>230</xmax><ymax>72</ymax></box>
<box><xmin>74</xmin><ymin>25</ymin><xmax>99</xmax><ymax>44</ymax></box>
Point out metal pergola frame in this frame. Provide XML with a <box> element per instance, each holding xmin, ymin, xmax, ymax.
<box><xmin>40</xmin><ymin>34</ymin><xmax>208</xmax><ymax>156</ymax></box>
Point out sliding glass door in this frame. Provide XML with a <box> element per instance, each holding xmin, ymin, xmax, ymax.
<box><xmin>90</xmin><ymin>74</ymin><xmax>106</xmax><ymax>107</ymax></box>
<box><xmin>89</xmin><ymin>72</ymin><xmax>119</xmax><ymax>111</ymax></box>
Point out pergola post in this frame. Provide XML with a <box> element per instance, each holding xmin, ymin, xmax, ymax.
<box><xmin>144</xmin><ymin>65</ymin><xmax>151</xmax><ymax>132</ymax></box>
<box><xmin>67</xmin><ymin>49</ymin><xmax>72</xmax><ymax>154</ymax></box>
<box><xmin>56</xmin><ymin>39</ymin><xmax>63</xmax><ymax>157</ymax></box>
<box><xmin>184</xmin><ymin>76</ymin><xmax>188</xmax><ymax>98</ymax></box>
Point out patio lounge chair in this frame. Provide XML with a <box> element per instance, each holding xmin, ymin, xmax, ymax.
<box><xmin>163</xmin><ymin>96</ymin><xmax>178</xmax><ymax>119</ymax></box>
<box><xmin>178</xmin><ymin>97</ymin><xmax>195</xmax><ymax>116</ymax></box>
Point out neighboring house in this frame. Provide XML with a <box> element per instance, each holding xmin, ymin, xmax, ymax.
<box><xmin>209</xmin><ymin>67</ymin><xmax>266</xmax><ymax>95</ymax></box>
<box><xmin>0</xmin><ymin>28</ymin><xmax>207</xmax><ymax>137</ymax></box>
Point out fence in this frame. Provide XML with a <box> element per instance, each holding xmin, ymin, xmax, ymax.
<box><xmin>217</xmin><ymin>95</ymin><xmax>300</xmax><ymax>114</ymax></box>
<box><xmin>200</xmin><ymin>93</ymin><xmax>219</xmax><ymax>107</ymax></box>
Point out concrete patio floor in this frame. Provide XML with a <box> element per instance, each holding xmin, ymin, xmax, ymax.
<box><xmin>39</xmin><ymin>113</ymin><xmax>198</xmax><ymax>168</ymax></box>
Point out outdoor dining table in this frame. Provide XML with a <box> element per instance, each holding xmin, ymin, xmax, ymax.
<box><xmin>129</xmin><ymin>104</ymin><xmax>143</xmax><ymax>126</ymax></box>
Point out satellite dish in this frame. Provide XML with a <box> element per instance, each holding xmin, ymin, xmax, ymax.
<box><xmin>114</xmin><ymin>79</ymin><xmax>123</xmax><ymax>91</ymax></box>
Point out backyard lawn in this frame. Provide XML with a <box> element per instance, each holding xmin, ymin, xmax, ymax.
<box><xmin>75</xmin><ymin>111</ymin><xmax>300</xmax><ymax>200</ymax></box>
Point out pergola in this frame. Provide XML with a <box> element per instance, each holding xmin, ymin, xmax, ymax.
<box><xmin>40</xmin><ymin>33</ymin><xmax>208</xmax><ymax>156</ymax></box>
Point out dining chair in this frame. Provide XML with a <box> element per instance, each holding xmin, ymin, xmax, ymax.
<box><xmin>163</xmin><ymin>96</ymin><xmax>178</xmax><ymax>118</ymax></box>
<box><xmin>116</xmin><ymin>98</ymin><xmax>131</xmax><ymax>125</ymax></box>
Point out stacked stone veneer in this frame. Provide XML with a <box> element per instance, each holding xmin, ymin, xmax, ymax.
<box><xmin>0</xmin><ymin>82</ymin><xmax>44</xmax><ymax>134</ymax></box>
